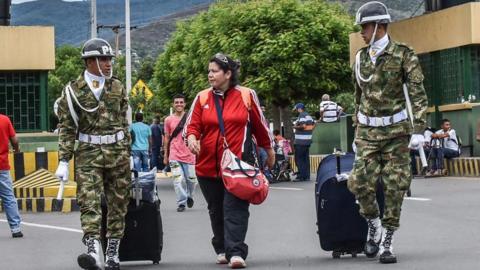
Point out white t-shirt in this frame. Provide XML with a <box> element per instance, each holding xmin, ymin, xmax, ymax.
<box><xmin>423</xmin><ymin>130</ymin><xmax>433</xmax><ymax>146</ymax></box>
<box><xmin>84</xmin><ymin>70</ymin><xmax>105</xmax><ymax>101</ymax></box>
<box><xmin>435</xmin><ymin>129</ymin><xmax>459</xmax><ymax>152</ymax></box>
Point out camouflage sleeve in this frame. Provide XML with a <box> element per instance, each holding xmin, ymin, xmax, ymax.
<box><xmin>403</xmin><ymin>48</ymin><xmax>428</xmax><ymax>134</ymax></box>
<box><xmin>57</xmin><ymin>85</ymin><xmax>77</xmax><ymax>161</ymax></box>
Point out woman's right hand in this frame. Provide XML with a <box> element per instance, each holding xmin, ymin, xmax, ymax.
<box><xmin>187</xmin><ymin>135</ymin><xmax>200</xmax><ymax>155</ymax></box>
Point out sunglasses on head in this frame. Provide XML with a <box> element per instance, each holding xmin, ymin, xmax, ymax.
<box><xmin>215</xmin><ymin>53</ymin><xmax>229</xmax><ymax>64</ymax></box>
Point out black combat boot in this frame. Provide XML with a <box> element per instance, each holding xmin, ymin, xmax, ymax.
<box><xmin>379</xmin><ymin>228</ymin><xmax>397</xmax><ymax>264</ymax></box>
<box><xmin>364</xmin><ymin>217</ymin><xmax>382</xmax><ymax>258</ymax></box>
<box><xmin>105</xmin><ymin>238</ymin><xmax>121</xmax><ymax>270</ymax></box>
<box><xmin>77</xmin><ymin>237</ymin><xmax>102</xmax><ymax>270</ymax></box>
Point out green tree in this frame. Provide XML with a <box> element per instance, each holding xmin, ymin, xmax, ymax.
<box><xmin>153</xmin><ymin>0</ymin><xmax>355</xmax><ymax>139</ymax></box>
<box><xmin>334</xmin><ymin>91</ymin><xmax>355</xmax><ymax>114</ymax></box>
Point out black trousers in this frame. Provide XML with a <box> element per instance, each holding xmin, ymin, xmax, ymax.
<box><xmin>294</xmin><ymin>144</ymin><xmax>311</xmax><ymax>180</ymax></box>
<box><xmin>198</xmin><ymin>177</ymin><xmax>250</xmax><ymax>260</ymax></box>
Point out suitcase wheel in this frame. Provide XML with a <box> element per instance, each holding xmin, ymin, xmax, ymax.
<box><xmin>332</xmin><ymin>251</ymin><xmax>342</xmax><ymax>259</ymax></box>
<box><xmin>153</xmin><ymin>260</ymin><xmax>160</xmax><ymax>264</ymax></box>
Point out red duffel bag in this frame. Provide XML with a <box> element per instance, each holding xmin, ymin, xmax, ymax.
<box><xmin>220</xmin><ymin>148</ymin><xmax>269</xmax><ymax>205</ymax></box>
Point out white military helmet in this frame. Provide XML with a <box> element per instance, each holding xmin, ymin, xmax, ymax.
<box><xmin>355</xmin><ymin>1</ymin><xmax>391</xmax><ymax>25</ymax></box>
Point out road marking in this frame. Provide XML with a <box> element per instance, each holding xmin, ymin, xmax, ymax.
<box><xmin>404</xmin><ymin>197</ymin><xmax>431</xmax><ymax>201</ymax></box>
<box><xmin>0</xmin><ymin>219</ymin><xmax>82</xmax><ymax>233</ymax></box>
<box><xmin>270</xmin><ymin>187</ymin><xmax>304</xmax><ymax>191</ymax></box>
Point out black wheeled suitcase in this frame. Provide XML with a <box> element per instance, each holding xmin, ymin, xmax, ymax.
<box><xmin>315</xmin><ymin>152</ymin><xmax>384</xmax><ymax>259</ymax></box>
<box><xmin>101</xmin><ymin>169</ymin><xmax>163</xmax><ymax>264</ymax></box>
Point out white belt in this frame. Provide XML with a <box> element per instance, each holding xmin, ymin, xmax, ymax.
<box><xmin>78</xmin><ymin>130</ymin><xmax>125</xmax><ymax>145</ymax></box>
<box><xmin>357</xmin><ymin>109</ymin><xmax>408</xmax><ymax>127</ymax></box>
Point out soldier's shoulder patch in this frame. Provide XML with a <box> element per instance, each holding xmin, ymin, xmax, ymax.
<box><xmin>356</xmin><ymin>46</ymin><xmax>369</xmax><ymax>54</ymax></box>
<box><xmin>395</xmin><ymin>41</ymin><xmax>415</xmax><ymax>52</ymax></box>
<box><xmin>65</xmin><ymin>80</ymin><xmax>79</xmax><ymax>92</ymax></box>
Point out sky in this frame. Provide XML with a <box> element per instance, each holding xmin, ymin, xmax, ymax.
<box><xmin>12</xmin><ymin>0</ymin><xmax>83</xmax><ymax>3</ymax></box>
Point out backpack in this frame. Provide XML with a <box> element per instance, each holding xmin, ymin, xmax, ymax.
<box><xmin>198</xmin><ymin>86</ymin><xmax>258</xmax><ymax>166</ymax></box>
<box><xmin>199</xmin><ymin>86</ymin><xmax>252</xmax><ymax>110</ymax></box>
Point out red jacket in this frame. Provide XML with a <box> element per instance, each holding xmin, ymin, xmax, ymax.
<box><xmin>184</xmin><ymin>86</ymin><xmax>273</xmax><ymax>178</ymax></box>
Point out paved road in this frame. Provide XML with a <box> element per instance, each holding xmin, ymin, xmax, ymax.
<box><xmin>0</xmin><ymin>176</ymin><xmax>479</xmax><ymax>270</ymax></box>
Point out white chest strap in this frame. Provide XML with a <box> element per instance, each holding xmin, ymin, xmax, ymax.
<box><xmin>355</xmin><ymin>50</ymin><xmax>373</xmax><ymax>89</ymax></box>
<box><xmin>65</xmin><ymin>83</ymin><xmax>100</xmax><ymax>127</ymax></box>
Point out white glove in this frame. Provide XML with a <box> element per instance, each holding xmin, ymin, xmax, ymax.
<box><xmin>130</xmin><ymin>156</ymin><xmax>134</xmax><ymax>170</ymax></box>
<box><xmin>335</xmin><ymin>173</ymin><xmax>350</xmax><ymax>182</ymax></box>
<box><xmin>408</xmin><ymin>134</ymin><xmax>425</xmax><ymax>150</ymax></box>
<box><xmin>55</xmin><ymin>161</ymin><xmax>70</xmax><ymax>182</ymax></box>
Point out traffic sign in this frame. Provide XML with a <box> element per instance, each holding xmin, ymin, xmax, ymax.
<box><xmin>131</xmin><ymin>79</ymin><xmax>154</xmax><ymax>101</ymax></box>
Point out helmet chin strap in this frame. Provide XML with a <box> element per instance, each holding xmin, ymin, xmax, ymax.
<box><xmin>96</xmin><ymin>58</ymin><xmax>113</xmax><ymax>79</ymax></box>
<box><xmin>369</xmin><ymin>23</ymin><xmax>378</xmax><ymax>46</ymax></box>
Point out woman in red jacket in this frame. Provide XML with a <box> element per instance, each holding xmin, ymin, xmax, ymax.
<box><xmin>185</xmin><ymin>53</ymin><xmax>274</xmax><ymax>269</ymax></box>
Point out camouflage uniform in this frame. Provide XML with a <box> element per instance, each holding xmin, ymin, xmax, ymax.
<box><xmin>57</xmin><ymin>74</ymin><xmax>131</xmax><ymax>240</ymax></box>
<box><xmin>347</xmin><ymin>40</ymin><xmax>428</xmax><ymax>230</ymax></box>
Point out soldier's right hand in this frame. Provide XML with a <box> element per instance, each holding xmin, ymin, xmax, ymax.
<box><xmin>408</xmin><ymin>134</ymin><xmax>425</xmax><ymax>150</ymax></box>
<box><xmin>55</xmin><ymin>161</ymin><xmax>70</xmax><ymax>182</ymax></box>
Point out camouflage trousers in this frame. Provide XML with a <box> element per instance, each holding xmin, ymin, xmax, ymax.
<box><xmin>75</xmin><ymin>156</ymin><xmax>131</xmax><ymax>241</ymax></box>
<box><xmin>347</xmin><ymin>136</ymin><xmax>411</xmax><ymax>230</ymax></box>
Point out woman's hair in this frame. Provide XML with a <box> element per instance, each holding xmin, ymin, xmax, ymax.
<box><xmin>209</xmin><ymin>53</ymin><xmax>240</xmax><ymax>88</ymax></box>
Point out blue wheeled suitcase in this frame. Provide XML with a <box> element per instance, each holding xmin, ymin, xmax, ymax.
<box><xmin>315</xmin><ymin>152</ymin><xmax>384</xmax><ymax>258</ymax></box>
<box><xmin>101</xmin><ymin>169</ymin><xmax>163</xmax><ymax>264</ymax></box>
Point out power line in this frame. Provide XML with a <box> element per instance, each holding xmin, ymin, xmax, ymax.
<box><xmin>410</xmin><ymin>0</ymin><xmax>425</xmax><ymax>18</ymax></box>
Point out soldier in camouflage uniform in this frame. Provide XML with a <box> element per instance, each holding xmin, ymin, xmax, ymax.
<box><xmin>55</xmin><ymin>38</ymin><xmax>131</xmax><ymax>270</ymax></box>
<box><xmin>347</xmin><ymin>1</ymin><xmax>428</xmax><ymax>264</ymax></box>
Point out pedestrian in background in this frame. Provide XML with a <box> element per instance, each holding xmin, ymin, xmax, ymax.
<box><xmin>150</xmin><ymin>115</ymin><xmax>165</xmax><ymax>171</ymax></box>
<box><xmin>319</xmin><ymin>94</ymin><xmax>343</xmax><ymax>122</ymax></box>
<box><xmin>55</xmin><ymin>38</ymin><xmax>131</xmax><ymax>270</ymax></box>
<box><xmin>293</xmin><ymin>103</ymin><xmax>315</xmax><ymax>181</ymax></box>
<box><xmin>185</xmin><ymin>53</ymin><xmax>274</xmax><ymax>269</ymax></box>
<box><xmin>0</xmin><ymin>113</ymin><xmax>23</xmax><ymax>238</ymax></box>
<box><xmin>163</xmin><ymin>94</ymin><xmax>197</xmax><ymax>212</ymax></box>
<box><xmin>130</xmin><ymin>112</ymin><xmax>152</xmax><ymax>172</ymax></box>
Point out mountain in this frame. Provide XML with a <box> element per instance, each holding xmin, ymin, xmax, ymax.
<box><xmin>10</xmin><ymin>0</ymin><xmax>214</xmax><ymax>45</ymax></box>
<box><xmin>10</xmin><ymin>0</ymin><xmax>425</xmax><ymax>58</ymax></box>
<box><xmin>330</xmin><ymin>0</ymin><xmax>425</xmax><ymax>21</ymax></box>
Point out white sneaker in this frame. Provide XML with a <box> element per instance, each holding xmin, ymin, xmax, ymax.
<box><xmin>216</xmin><ymin>253</ymin><xmax>228</xmax><ymax>264</ymax></box>
<box><xmin>228</xmin><ymin>256</ymin><xmax>246</xmax><ymax>269</ymax></box>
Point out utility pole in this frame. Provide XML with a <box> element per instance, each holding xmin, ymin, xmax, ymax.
<box><xmin>125</xmin><ymin>0</ymin><xmax>132</xmax><ymax>94</ymax></box>
<box><xmin>90</xmin><ymin>0</ymin><xmax>97</xmax><ymax>38</ymax></box>
<box><xmin>125</xmin><ymin>0</ymin><xmax>132</xmax><ymax>124</ymax></box>
<box><xmin>97</xmin><ymin>24</ymin><xmax>138</xmax><ymax>57</ymax></box>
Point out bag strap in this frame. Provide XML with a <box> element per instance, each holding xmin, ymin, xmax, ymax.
<box><xmin>170</xmin><ymin>113</ymin><xmax>187</xmax><ymax>139</ymax></box>
<box><xmin>167</xmin><ymin>113</ymin><xmax>188</xmax><ymax>153</ymax></box>
<box><xmin>213</xmin><ymin>94</ymin><xmax>228</xmax><ymax>148</ymax></box>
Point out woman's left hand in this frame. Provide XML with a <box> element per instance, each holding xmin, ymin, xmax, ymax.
<box><xmin>266</xmin><ymin>148</ymin><xmax>275</xmax><ymax>170</ymax></box>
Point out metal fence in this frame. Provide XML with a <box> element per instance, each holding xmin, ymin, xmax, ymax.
<box><xmin>0</xmin><ymin>71</ymin><xmax>49</xmax><ymax>132</ymax></box>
